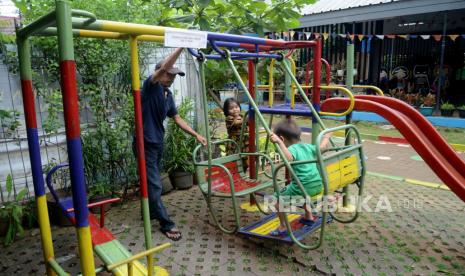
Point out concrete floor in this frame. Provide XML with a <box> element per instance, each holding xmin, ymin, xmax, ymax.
<box><xmin>1</xmin><ymin>172</ymin><xmax>464</xmax><ymax>276</ymax></box>
<box><xmin>2</xmin><ymin>133</ymin><xmax>465</xmax><ymax>275</ymax></box>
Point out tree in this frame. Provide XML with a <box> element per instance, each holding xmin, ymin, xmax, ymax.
<box><xmin>7</xmin><ymin>0</ymin><xmax>314</xmax><ymax>194</ymax></box>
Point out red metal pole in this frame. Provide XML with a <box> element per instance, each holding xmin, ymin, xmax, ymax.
<box><xmin>312</xmin><ymin>39</ymin><xmax>322</xmax><ymax>145</ymax></box>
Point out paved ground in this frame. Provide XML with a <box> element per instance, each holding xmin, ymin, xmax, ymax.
<box><xmin>362</xmin><ymin>139</ymin><xmax>465</xmax><ymax>184</ymax></box>
<box><xmin>1</xmin><ymin>139</ymin><xmax>465</xmax><ymax>276</ymax></box>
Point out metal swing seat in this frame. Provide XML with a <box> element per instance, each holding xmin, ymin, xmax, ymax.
<box><xmin>193</xmin><ymin>139</ymin><xmax>277</xmax><ymax>233</ymax></box>
<box><xmin>192</xmin><ymin>47</ymin><xmax>366</xmax><ymax>249</ymax></box>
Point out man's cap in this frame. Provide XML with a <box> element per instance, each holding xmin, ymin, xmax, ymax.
<box><xmin>155</xmin><ymin>60</ymin><xmax>185</xmax><ymax>76</ymax></box>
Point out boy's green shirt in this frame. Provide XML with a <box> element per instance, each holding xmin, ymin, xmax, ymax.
<box><xmin>286</xmin><ymin>143</ymin><xmax>322</xmax><ymax>196</ymax></box>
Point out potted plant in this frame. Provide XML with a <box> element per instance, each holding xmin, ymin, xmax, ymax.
<box><xmin>160</xmin><ymin>171</ymin><xmax>173</xmax><ymax>195</ymax></box>
<box><xmin>457</xmin><ymin>105</ymin><xmax>465</xmax><ymax>118</ymax></box>
<box><xmin>440</xmin><ymin>102</ymin><xmax>455</xmax><ymax>117</ymax></box>
<box><xmin>0</xmin><ymin>174</ymin><xmax>27</xmax><ymax>246</ymax></box>
<box><xmin>419</xmin><ymin>93</ymin><xmax>435</xmax><ymax>116</ymax></box>
<box><xmin>163</xmin><ymin>98</ymin><xmax>197</xmax><ymax>189</ymax></box>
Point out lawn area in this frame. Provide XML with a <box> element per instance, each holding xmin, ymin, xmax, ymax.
<box><xmin>261</xmin><ymin>115</ymin><xmax>465</xmax><ymax>145</ymax></box>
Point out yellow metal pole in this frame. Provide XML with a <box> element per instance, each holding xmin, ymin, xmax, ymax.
<box><xmin>288</xmin><ymin>58</ymin><xmax>296</xmax><ymax>109</ymax></box>
<box><xmin>352</xmin><ymin>84</ymin><xmax>384</xmax><ymax>96</ymax></box>
<box><xmin>268</xmin><ymin>59</ymin><xmax>276</xmax><ymax>107</ymax></box>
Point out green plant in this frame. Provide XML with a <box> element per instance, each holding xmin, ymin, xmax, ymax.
<box><xmin>87</xmin><ymin>181</ymin><xmax>113</xmax><ymax>198</ymax></box>
<box><xmin>457</xmin><ymin>105</ymin><xmax>465</xmax><ymax>110</ymax></box>
<box><xmin>440</xmin><ymin>102</ymin><xmax>455</xmax><ymax>110</ymax></box>
<box><xmin>421</xmin><ymin>93</ymin><xmax>436</xmax><ymax>107</ymax></box>
<box><xmin>163</xmin><ymin>97</ymin><xmax>197</xmax><ymax>174</ymax></box>
<box><xmin>0</xmin><ymin>174</ymin><xmax>28</xmax><ymax>246</ymax></box>
<box><xmin>0</xmin><ymin>91</ymin><xmax>21</xmax><ymax>139</ymax></box>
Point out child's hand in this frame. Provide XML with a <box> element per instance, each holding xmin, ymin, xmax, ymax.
<box><xmin>270</xmin><ymin>133</ymin><xmax>282</xmax><ymax>144</ymax></box>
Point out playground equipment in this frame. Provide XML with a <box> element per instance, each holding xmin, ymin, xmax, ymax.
<box><xmin>17</xmin><ymin>2</ymin><xmax>179</xmax><ymax>275</ymax></box>
<box><xmin>17</xmin><ymin>1</ymin><xmax>349</xmax><ymax>274</ymax></box>
<box><xmin>322</xmin><ymin>95</ymin><xmax>465</xmax><ymax>202</ymax></box>
<box><xmin>191</xmin><ymin>39</ymin><xmax>367</xmax><ymax>249</ymax></box>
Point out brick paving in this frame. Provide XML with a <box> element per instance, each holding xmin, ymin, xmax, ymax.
<box><xmin>1</xmin><ymin>139</ymin><xmax>465</xmax><ymax>275</ymax></box>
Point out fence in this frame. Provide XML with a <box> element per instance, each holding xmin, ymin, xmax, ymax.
<box><xmin>0</xmin><ymin>47</ymin><xmax>202</xmax><ymax>204</ymax></box>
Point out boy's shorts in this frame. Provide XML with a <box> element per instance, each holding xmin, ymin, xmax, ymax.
<box><xmin>274</xmin><ymin>181</ymin><xmax>322</xmax><ymax>202</ymax></box>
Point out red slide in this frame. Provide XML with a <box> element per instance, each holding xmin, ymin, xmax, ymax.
<box><xmin>321</xmin><ymin>95</ymin><xmax>465</xmax><ymax>202</ymax></box>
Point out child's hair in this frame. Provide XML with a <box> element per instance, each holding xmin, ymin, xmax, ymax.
<box><xmin>223</xmin><ymin>98</ymin><xmax>241</xmax><ymax>116</ymax></box>
<box><xmin>274</xmin><ymin>118</ymin><xmax>301</xmax><ymax>143</ymax></box>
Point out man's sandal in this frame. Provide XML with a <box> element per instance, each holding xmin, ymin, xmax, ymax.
<box><xmin>161</xmin><ymin>228</ymin><xmax>182</xmax><ymax>241</ymax></box>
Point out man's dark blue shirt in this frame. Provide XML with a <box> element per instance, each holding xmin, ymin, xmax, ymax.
<box><xmin>140</xmin><ymin>76</ymin><xmax>178</xmax><ymax>144</ymax></box>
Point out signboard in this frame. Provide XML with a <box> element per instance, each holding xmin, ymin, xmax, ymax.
<box><xmin>164</xmin><ymin>28</ymin><xmax>208</xmax><ymax>49</ymax></box>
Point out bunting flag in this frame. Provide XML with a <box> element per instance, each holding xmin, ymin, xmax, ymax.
<box><xmin>398</xmin><ymin>34</ymin><xmax>409</xmax><ymax>40</ymax></box>
<box><xmin>283</xmin><ymin>31</ymin><xmax>289</xmax><ymax>40</ymax></box>
<box><xmin>289</xmin><ymin>30</ymin><xmax>295</xmax><ymax>39</ymax></box>
<box><xmin>433</xmin><ymin>35</ymin><xmax>442</xmax><ymax>41</ymax></box>
<box><xmin>449</xmin><ymin>34</ymin><xmax>459</xmax><ymax>41</ymax></box>
<box><xmin>265</xmin><ymin>32</ymin><xmax>465</xmax><ymax>41</ymax></box>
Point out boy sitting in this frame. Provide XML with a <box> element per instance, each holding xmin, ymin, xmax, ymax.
<box><xmin>269</xmin><ymin>118</ymin><xmax>330</xmax><ymax>236</ymax></box>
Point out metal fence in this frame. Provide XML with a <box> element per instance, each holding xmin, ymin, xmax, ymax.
<box><xmin>0</xmin><ymin>47</ymin><xmax>201</xmax><ymax>204</ymax></box>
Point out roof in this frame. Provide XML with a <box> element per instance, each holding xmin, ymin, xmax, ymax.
<box><xmin>302</xmin><ymin>0</ymin><xmax>403</xmax><ymax>16</ymax></box>
<box><xmin>299</xmin><ymin>0</ymin><xmax>465</xmax><ymax>27</ymax></box>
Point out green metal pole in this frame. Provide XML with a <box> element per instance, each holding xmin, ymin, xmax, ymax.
<box><xmin>279</xmin><ymin>60</ymin><xmax>327</xmax><ymax>130</ymax></box>
<box><xmin>343</xmin><ymin>43</ymin><xmax>355</xmax><ymax>207</ymax></box>
<box><xmin>198</xmin><ymin>58</ymin><xmax>213</xmax><ymax>207</ymax></box>
<box><xmin>224</xmin><ymin>54</ymin><xmax>302</xmax><ymax>193</ymax></box>
<box><xmin>17</xmin><ymin>10</ymin><xmax>57</xmax><ymax>38</ymax></box>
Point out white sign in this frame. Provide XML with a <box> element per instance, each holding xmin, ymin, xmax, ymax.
<box><xmin>164</xmin><ymin>28</ymin><xmax>208</xmax><ymax>49</ymax></box>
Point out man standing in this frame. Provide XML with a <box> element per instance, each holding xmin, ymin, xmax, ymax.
<box><xmin>137</xmin><ymin>48</ymin><xmax>207</xmax><ymax>241</ymax></box>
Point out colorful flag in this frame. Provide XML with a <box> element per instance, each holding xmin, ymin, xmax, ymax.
<box><xmin>348</xmin><ymin>34</ymin><xmax>355</xmax><ymax>41</ymax></box>
<box><xmin>376</xmin><ymin>35</ymin><xmax>384</xmax><ymax>40</ymax></box>
<box><xmin>410</xmin><ymin>35</ymin><xmax>418</xmax><ymax>39</ymax></box>
<box><xmin>338</xmin><ymin>34</ymin><xmax>346</xmax><ymax>38</ymax></box>
<box><xmin>421</xmin><ymin>35</ymin><xmax>430</xmax><ymax>40</ymax></box>
<box><xmin>314</xmin><ymin>33</ymin><xmax>320</xmax><ymax>39</ymax></box>
<box><xmin>304</xmin><ymin>32</ymin><xmax>312</xmax><ymax>39</ymax></box>
<box><xmin>358</xmin><ymin>34</ymin><xmax>365</xmax><ymax>41</ymax></box>
<box><xmin>322</xmin><ymin>33</ymin><xmax>329</xmax><ymax>40</ymax></box>
<box><xmin>398</xmin><ymin>34</ymin><xmax>409</xmax><ymax>40</ymax></box>
<box><xmin>432</xmin><ymin>35</ymin><xmax>442</xmax><ymax>41</ymax></box>
<box><xmin>283</xmin><ymin>31</ymin><xmax>289</xmax><ymax>40</ymax></box>
<box><xmin>449</xmin><ymin>35</ymin><xmax>459</xmax><ymax>41</ymax></box>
